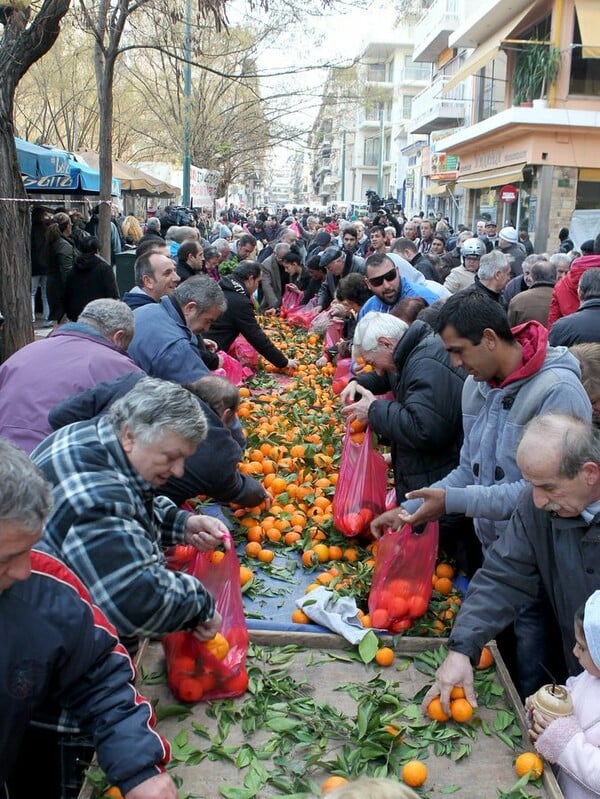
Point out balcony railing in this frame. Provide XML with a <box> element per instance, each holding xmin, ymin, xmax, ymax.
<box><xmin>413</xmin><ymin>0</ymin><xmax>460</xmax><ymax>62</ymax></box>
<box><xmin>408</xmin><ymin>74</ymin><xmax>468</xmax><ymax>134</ymax></box>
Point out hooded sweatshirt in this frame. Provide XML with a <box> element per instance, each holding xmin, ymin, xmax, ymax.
<box><xmin>404</xmin><ymin>320</ymin><xmax>591</xmax><ymax>550</ymax></box>
<box><xmin>548</xmin><ymin>254</ymin><xmax>600</xmax><ymax>326</ymax></box>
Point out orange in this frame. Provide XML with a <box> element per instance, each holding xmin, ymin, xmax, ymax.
<box><xmin>435</xmin><ymin>577</ymin><xmax>453</xmax><ymax>596</ymax></box>
<box><xmin>450</xmin><ymin>686</ymin><xmax>465</xmax><ymax>699</ymax></box>
<box><xmin>284</xmin><ymin>531</ymin><xmax>301</xmax><ymax>546</ymax></box>
<box><xmin>239</xmin><ymin>565</ymin><xmax>254</xmax><ymax>586</ymax></box>
<box><xmin>343</xmin><ymin>547</ymin><xmax>358</xmax><ymax>563</ymax></box>
<box><xmin>246</xmin><ymin>526</ymin><xmax>264</xmax><ymax>543</ymax></box>
<box><xmin>407</xmin><ymin>595</ymin><xmax>428</xmax><ymax>618</ymax></box>
<box><xmin>201</xmin><ymin>631</ymin><xmax>229</xmax><ymax>660</ymax></box>
<box><xmin>316</xmin><ymin>572</ymin><xmax>334</xmax><ymax>586</ymax></box>
<box><xmin>266</xmin><ymin>527</ymin><xmax>283</xmax><ymax>541</ymax></box>
<box><xmin>177</xmin><ymin>677</ymin><xmax>204</xmax><ymax>702</ymax></box>
<box><xmin>450</xmin><ymin>697</ymin><xmax>474</xmax><ymax>723</ymax></box>
<box><xmin>427</xmin><ymin>697</ymin><xmax>450</xmax><ymax>722</ymax></box>
<box><xmin>103</xmin><ymin>788</ymin><xmax>124</xmax><ymax>799</ymax></box>
<box><xmin>289</xmin><ymin>445</ymin><xmax>306</xmax><ymax>458</ymax></box>
<box><xmin>477</xmin><ymin>646</ymin><xmax>494</xmax><ymax>669</ymax></box>
<box><xmin>238</xmin><ymin>387</ymin><xmax>250</xmax><ymax>398</ymax></box>
<box><xmin>515</xmin><ymin>752</ymin><xmax>544</xmax><ymax>779</ymax></box>
<box><xmin>360</xmin><ymin>614</ymin><xmax>371</xmax><ymax>627</ymax></box>
<box><xmin>245</xmin><ymin>541</ymin><xmax>262</xmax><ymax>558</ymax></box>
<box><xmin>321</xmin><ymin>776</ymin><xmax>348</xmax><ymax>794</ymax></box>
<box><xmin>302</xmin><ymin>550</ymin><xmax>317</xmax><ymax>567</ymax></box>
<box><xmin>269</xmin><ymin>477</ymin><xmax>287</xmax><ymax>494</ymax></box>
<box><xmin>312</xmin><ymin>543</ymin><xmax>330</xmax><ymax>563</ymax></box>
<box><xmin>328</xmin><ymin>545</ymin><xmax>343</xmax><ymax>561</ymax></box>
<box><xmin>249</xmin><ymin>449</ymin><xmax>264</xmax><ymax>462</ymax></box>
<box><xmin>435</xmin><ymin>562</ymin><xmax>455</xmax><ymax>579</ymax></box>
<box><xmin>371</xmin><ymin>607</ymin><xmax>390</xmax><ymax>629</ymax></box>
<box><xmin>402</xmin><ymin>760</ymin><xmax>427</xmax><ymax>788</ymax></box>
<box><xmin>258</xmin><ymin>549</ymin><xmax>275</xmax><ymax>563</ymax></box>
<box><xmin>291</xmin><ymin>608</ymin><xmax>310</xmax><ymax>624</ymax></box>
<box><xmin>375</xmin><ymin>646</ymin><xmax>394</xmax><ymax>666</ymax></box>
<box><xmin>210</xmin><ymin>550</ymin><xmax>225</xmax><ymax>564</ymax></box>
<box><xmin>305</xmin><ymin>582</ymin><xmax>320</xmax><ymax>593</ymax></box>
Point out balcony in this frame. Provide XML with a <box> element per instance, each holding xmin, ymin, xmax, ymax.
<box><xmin>413</xmin><ymin>0</ymin><xmax>460</xmax><ymax>63</ymax></box>
<box><xmin>357</xmin><ymin>109</ymin><xmax>393</xmax><ymax>129</ymax></box>
<box><xmin>398</xmin><ymin>64</ymin><xmax>432</xmax><ymax>85</ymax></box>
<box><xmin>317</xmin><ymin>158</ymin><xmax>331</xmax><ymax>175</ymax></box>
<box><xmin>408</xmin><ymin>75</ymin><xmax>468</xmax><ymax>134</ymax></box>
<box><xmin>449</xmin><ymin>0</ymin><xmax>534</xmax><ymax>49</ymax></box>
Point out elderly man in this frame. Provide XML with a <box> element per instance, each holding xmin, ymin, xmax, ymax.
<box><xmin>0</xmin><ymin>439</ymin><xmax>177</xmax><ymax>799</ymax></box>
<box><xmin>471</xmin><ymin>249</ymin><xmax>512</xmax><ymax>303</ymax></box>
<box><xmin>129</xmin><ymin>274</ymin><xmax>226</xmax><ymax>382</ymax></box>
<box><xmin>507</xmin><ymin>259</ymin><xmax>556</xmax><ymax>327</ymax></box>
<box><xmin>497</xmin><ymin>225</ymin><xmax>526</xmax><ymax>277</ymax></box>
<box><xmin>33</xmin><ymin>377</ymin><xmax>226</xmax><ymax>652</ymax></box>
<box><xmin>135</xmin><ymin>216</ymin><xmax>164</xmax><ymax>253</ymax></box>
<box><xmin>373</xmin><ymin>291</ymin><xmax>592</xmax><ymax>697</ymax></box>
<box><xmin>423</xmin><ymin>413</ymin><xmax>600</xmax><ymax>714</ymax></box>
<box><xmin>342</xmin><ymin>312</ymin><xmax>465</xmax><ymax>507</ymax></box>
<box><xmin>315</xmin><ymin>246</ymin><xmax>366</xmax><ymax>311</ymax></box>
<box><xmin>443</xmin><ymin>237</ymin><xmax>485</xmax><ymax>294</ymax></box>
<box><xmin>259</xmin><ymin>242</ymin><xmax>291</xmax><ymax>312</ymax></box>
<box><xmin>549</xmin><ymin>267</ymin><xmax>600</xmax><ymax>347</ymax></box>
<box><xmin>122</xmin><ymin>248</ymin><xmax>180</xmax><ymax>309</ymax></box>
<box><xmin>550</xmin><ymin>252</ymin><xmax>573</xmax><ymax>282</ymax></box>
<box><xmin>0</xmin><ymin>299</ymin><xmax>141</xmax><ymax>454</ymax></box>
<box><xmin>357</xmin><ymin>253</ymin><xmax>439</xmax><ymax>319</ymax></box>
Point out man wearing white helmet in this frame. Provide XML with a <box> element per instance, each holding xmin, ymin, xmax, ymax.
<box><xmin>443</xmin><ymin>237</ymin><xmax>486</xmax><ymax>294</ymax></box>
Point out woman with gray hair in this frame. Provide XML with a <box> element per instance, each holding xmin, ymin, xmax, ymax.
<box><xmin>32</xmin><ymin>376</ymin><xmax>227</xmax><ymax>653</ymax></box>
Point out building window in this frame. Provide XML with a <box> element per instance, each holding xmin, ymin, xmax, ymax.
<box><xmin>570</xmin><ymin>14</ymin><xmax>600</xmax><ymax>95</ymax></box>
<box><xmin>367</xmin><ymin>62</ymin><xmax>386</xmax><ymax>82</ymax></box>
<box><xmin>403</xmin><ymin>55</ymin><xmax>430</xmax><ymax>81</ymax></box>
<box><xmin>402</xmin><ymin>95</ymin><xmax>413</xmax><ymax>119</ymax></box>
<box><xmin>366</xmin><ymin>101</ymin><xmax>385</xmax><ymax>121</ymax></box>
<box><xmin>364</xmin><ymin>137</ymin><xmax>379</xmax><ymax>166</ymax></box>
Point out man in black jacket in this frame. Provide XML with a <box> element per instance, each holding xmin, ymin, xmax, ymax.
<box><xmin>549</xmin><ymin>267</ymin><xmax>600</xmax><ymax>347</ymax></box>
<box><xmin>176</xmin><ymin>240</ymin><xmax>204</xmax><ymax>282</ymax></box>
<box><xmin>209</xmin><ymin>261</ymin><xmax>299</xmax><ymax>371</ymax></box>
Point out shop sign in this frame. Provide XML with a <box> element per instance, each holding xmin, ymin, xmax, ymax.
<box><xmin>500</xmin><ymin>184</ymin><xmax>518</xmax><ymax>204</ymax></box>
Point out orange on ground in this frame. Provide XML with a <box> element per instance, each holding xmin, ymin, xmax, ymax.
<box><xmin>321</xmin><ymin>776</ymin><xmax>348</xmax><ymax>794</ymax></box>
<box><xmin>328</xmin><ymin>545</ymin><xmax>343</xmax><ymax>561</ymax></box>
<box><xmin>258</xmin><ymin>549</ymin><xmax>275</xmax><ymax>563</ymax></box>
<box><xmin>302</xmin><ymin>550</ymin><xmax>317</xmax><ymax>567</ymax></box>
<box><xmin>312</xmin><ymin>543</ymin><xmax>330</xmax><ymax>563</ymax></box>
<box><xmin>435</xmin><ymin>577</ymin><xmax>453</xmax><ymax>596</ymax></box>
<box><xmin>291</xmin><ymin>608</ymin><xmax>310</xmax><ymax>624</ymax></box>
<box><xmin>375</xmin><ymin>646</ymin><xmax>395</xmax><ymax>667</ymax></box>
<box><xmin>402</xmin><ymin>760</ymin><xmax>428</xmax><ymax>788</ymax></box>
<box><xmin>515</xmin><ymin>752</ymin><xmax>544</xmax><ymax>779</ymax></box>
<box><xmin>343</xmin><ymin>547</ymin><xmax>358</xmax><ymax>563</ymax></box>
<box><xmin>284</xmin><ymin>531</ymin><xmax>301</xmax><ymax>546</ymax></box>
<box><xmin>450</xmin><ymin>686</ymin><xmax>465</xmax><ymax>699</ymax></box>
<box><xmin>427</xmin><ymin>697</ymin><xmax>450</xmax><ymax>722</ymax></box>
<box><xmin>477</xmin><ymin>646</ymin><xmax>494</xmax><ymax>669</ymax></box>
<box><xmin>245</xmin><ymin>541</ymin><xmax>262</xmax><ymax>558</ymax></box>
<box><xmin>239</xmin><ymin>566</ymin><xmax>253</xmax><ymax>586</ymax></box>
<box><xmin>450</xmin><ymin>697</ymin><xmax>474</xmax><ymax>723</ymax></box>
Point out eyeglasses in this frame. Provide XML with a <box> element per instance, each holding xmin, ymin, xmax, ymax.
<box><xmin>368</xmin><ymin>268</ymin><xmax>397</xmax><ymax>287</ymax></box>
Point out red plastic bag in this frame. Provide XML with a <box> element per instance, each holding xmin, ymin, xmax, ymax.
<box><xmin>215</xmin><ymin>350</ymin><xmax>244</xmax><ymax>385</ymax></box>
<box><xmin>163</xmin><ymin>538</ymin><xmax>249</xmax><ymax>702</ymax></box>
<box><xmin>333</xmin><ymin>420</ymin><xmax>388</xmax><ymax>537</ymax></box>
<box><xmin>323</xmin><ymin>319</ymin><xmax>344</xmax><ymax>353</ymax></box>
<box><xmin>280</xmin><ymin>285</ymin><xmax>302</xmax><ymax>318</ymax></box>
<box><xmin>368</xmin><ymin>522</ymin><xmax>439</xmax><ymax>633</ymax></box>
<box><xmin>287</xmin><ymin>300</ymin><xmax>319</xmax><ymax>329</ymax></box>
<box><xmin>228</xmin><ymin>334</ymin><xmax>259</xmax><ymax>371</ymax></box>
<box><xmin>331</xmin><ymin>358</ymin><xmax>352</xmax><ymax>395</ymax></box>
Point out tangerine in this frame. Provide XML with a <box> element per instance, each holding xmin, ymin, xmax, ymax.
<box><xmin>515</xmin><ymin>752</ymin><xmax>544</xmax><ymax>779</ymax></box>
<box><xmin>375</xmin><ymin>646</ymin><xmax>395</xmax><ymax>667</ymax></box>
<box><xmin>200</xmin><ymin>631</ymin><xmax>229</xmax><ymax>660</ymax></box>
<box><xmin>402</xmin><ymin>760</ymin><xmax>427</xmax><ymax>788</ymax></box>
<box><xmin>427</xmin><ymin>697</ymin><xmax>450</xmax><ymax>722</ymax></box>
<box><xmin>291</xmin><ymin>608</ymin><xmax>310</xmax><ymax>624</ymax></box>
<box><xmin>477</xmin><ymin>646</ymin><xmax>494</xmax><ymax>669</ymax></box>
<box><xmin>435</xmin><ymin>577</ymin><xmax>453</xmax><ymax>596</ymax></box>
<box><xmin>450</xmin><ymin>686</ymin><xmax>465</xmax><ymax>699</ymax></box>
<box><xmin>321</xmin><ymin>776</ymin><xmax>349</xmax><ymax>794</ymax></box>
<box><xmin>245</xmin><ymin>541</ymin><xmax>262</xmax><ymax>558</ymax></box>
<box><xmin>258</xmin><ymin>548</ymin><xmax>275</xmax><ymax>563</ymax></box>
<box><xmin>435</xmin><ymin>562</ymin><xmax>455</xmax><ymax>579</ymax></box>
<box><xmin>239</xmin><ymin>566</ymin><xmax>254</xmax><ymax>586</ymax></box>
<box><xmin>371</xmin><ymin>607</ymin><xmax>390</xmax><ymax>629</ymax></box>
<box><xmin>407</xmin><ymin>595</ymin><xmax>428</xmax><ymax>618</ymax></box>
<box><xmin>450</xmin><ymin>697</ymin><xmax>474</xmax><ymax>723</ymax></box>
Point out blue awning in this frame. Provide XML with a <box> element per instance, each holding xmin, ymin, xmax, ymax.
<box><xmin>15</xmin><ymin>138</ymin><xmax>120</xmax><ymax>196</ymax></box>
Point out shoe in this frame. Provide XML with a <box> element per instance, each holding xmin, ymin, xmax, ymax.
<box><xmin>43</xmin><ymin>321</ymin><xmax>53</xmax><ymax>328</ymax></box>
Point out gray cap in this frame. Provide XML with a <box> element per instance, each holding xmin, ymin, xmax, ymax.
<box><xmin>319</xmin><ymin>246</ymin><xmax>343</xmax><ymax>268</ymax></box>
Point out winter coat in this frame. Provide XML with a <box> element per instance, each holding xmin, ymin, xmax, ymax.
<box><xmin>208</xmin><ymin>276</ymin><xmax>288</xmax><ymax>368</ymax></box>
<box><xmin>355</xmin><ymin>321</ymin><xmax>465</xmax><ymax>502</ymax></box>
<box><xmin>404</xmin><ymin>321</ymin><xmax>592</xmax><ymax>550</ymax></box>
<box><xmin>443</xmin><ymin>265</ymin><xmax>476</xmax><ymax>294</ymax></box>
<box><xmin>31</xmin><ymin>219</ymin><xmax>49</xmax><ymax>276</ymax></box>
<box><xmin>548</xmin><ymin>255</ymin><xmax>600</xmax><ymax>326</ymax></box>
<box><xmin>47</xmin><ymin>234</ymin><xmax>77</xmax><ymax>280</ymax></box>
<box><xmin>357</xmin><ymin>278</ymin><xmax>440</xmax><ymax>319</ymax></box>
<box><xmin>0</xmin><ymin>550</ymin><xmax>170</xmax><ymax>793</ymax></box>
<box><xmin>507</xmin><ymin>283</ymin><xmax>554</xmax><ymax>327</ymax></box>
<box><xmin>498</xmin><ymin>242</ymin><xmax>526</xmax><ymax>277</ymax></box>
<box><xmin>503</xmin><ymin>274</ymin><xmax>528</xmax><ymax>307</ymax></box>
<box><xmin>64</xmin><ymin>253</ymin><xmax>119</xmax><ymax>321</ymax></box>
<box><xmin>48</xmin><ymin>371</ymin><xmax>265</xmax><ymax>509</ymax></box>
<box><xmin>0</xmin><ymin>322</ymin><xmax>142</xmax><ymax>454</ymax></box>
<box><xmin>260</xmin><ymin>253</ymin><xmax>287</xmax><ymax>310</ymax></box>
<box><xmin>122</xmin><ymin>287</ymin><xmax>157</xmax><ymax>309</ymax></box>
<box><xmin>549</xmin><ymin>299</ymin><xmax>600</xmax><ymax>347</ymax></box>
<box><xmin>128</xmin><ymin>295</ymin><xmax>213</xmax><ymax>383</ymax></box>
<box><xmin>412</xmin><ymin>252</ymin><xmax>439</xmax><ymax>282</ymax></box>
<box><xmin>448</xmin><ymin>485</ymin><xmax>600</xmax><ymax>678</ymax></box>
<box><xmin>317</xmin><ymin>256</ymin><xmax>366</xmax><ymax>310</ymax></box>
<box><xmin>535</xmin><ymin>670</ymin><xmax>600</xmax><ymax>799</ymax></box>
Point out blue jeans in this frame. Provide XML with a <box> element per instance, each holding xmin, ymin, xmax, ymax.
<box><xmin>31</xmin><ymin>275</ymin><xmax>50</xmax><ymax>322</ymax></box>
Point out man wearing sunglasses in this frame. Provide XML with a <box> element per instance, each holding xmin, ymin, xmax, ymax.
<box><xmin>358</xmin><ymin>253</ymin><xmax>440</xmax><ymax>319</ymax></box>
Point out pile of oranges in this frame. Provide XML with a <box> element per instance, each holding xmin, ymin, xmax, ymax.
<box><xmin>426</xmin><ymin>688</ymin><xmax>474</xmax><ymax>724</ymax></box>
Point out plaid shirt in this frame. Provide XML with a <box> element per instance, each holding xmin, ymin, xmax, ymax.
<box><xmin>32</xmin><ymin>417</ymin><xmax>214</xmax><ymax>638</ymax></box>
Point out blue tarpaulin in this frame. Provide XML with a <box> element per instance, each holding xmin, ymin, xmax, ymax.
<box><xmin>15</xmin><ymin>137</ymin><xmax>120</xmax><ymax>196</ymax></box>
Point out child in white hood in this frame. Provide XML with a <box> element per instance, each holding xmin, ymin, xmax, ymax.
<box><xmin>528</xmin><ymin>590</ymin><xmax>600</xmax><ymax>798</ymax></box>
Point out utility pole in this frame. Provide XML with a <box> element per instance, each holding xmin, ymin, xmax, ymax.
<box><xmin>182</xmin><ymin>0</ymin><xmax>191</xmax><ymax>206</ymax></box>
<box><xmin>340</xmin><ymin>129</ymin><xmax>346</xmax><ymax>202</ymax></box>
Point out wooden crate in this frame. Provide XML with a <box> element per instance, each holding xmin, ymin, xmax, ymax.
<box><xmin>80</xmin><ymin>632</ymin><xmax>564</xmax><ymax>799</ymax></box>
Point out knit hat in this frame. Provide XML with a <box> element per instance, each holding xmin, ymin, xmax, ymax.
<box><xmin>319</xmin><ymin>246</ymin><xmax>343</xmax><ymax>268</ymax></box>
<box><xmin>499</xmin><ymin>226</ymin><xmax>518</xmax><ymax>244</ymax></box>
<box><xmin>219</xmin><ymin>224</ymin><xmax>232</xmax><ymax>239</ymax></box>
<box><xmin>584</xmin><ymin>590</ymin><xmax>600</xmax><ymax>669</ymax></box>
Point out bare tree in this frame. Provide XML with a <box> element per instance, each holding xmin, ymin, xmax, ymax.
<box><xmin>0</xmin><ymin>0</ymin><xmax>72</xmax><ymax>356</ymax></box>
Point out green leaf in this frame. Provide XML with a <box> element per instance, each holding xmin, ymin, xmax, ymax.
<box><xmin>154</xmin><ymin>702</ymin><xmax>193</xmax><ymax>722</ymax></box>
<box><xmin>219</xmin><ymin>787</ymin><xmax>255</xmax><ymax>799</ymax></box>
<box><xmin>191</xmin><ymin>721</ymin><xmax>210</xmax><ymax>739</ymax></box>
<box><xmin>264</xmin><ymin>717</ymin><xmax>304</xmax><ymax>732</ymax></box>
<box><xmin>439</xmin><ymin>786</ymin><xmax>462</xmax><ymax>793</ymax></box>
<box><xmin>358</xmin><ymin>630</ymin><xmax>379</xmax><ymax>663</ymax></box>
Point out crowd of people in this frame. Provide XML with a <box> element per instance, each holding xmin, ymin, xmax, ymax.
<box><xmin>6</xmin><ymin>200</ymin><xmax>600</xmax><ymax>798</ymax></box>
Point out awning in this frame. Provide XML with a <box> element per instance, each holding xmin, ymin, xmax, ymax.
<box><xmin>442</xmin><ymin>1</ymin><xmax>536</xmax><ymax>94</ymax></box>
<box><xmin>575</xmin><ymin>0</ymin><xmax>600</xmax><ymax>59</ymax></box>
<box><xmin>456</xmin><ymin>163</ymin><xmax>525</xmax><ymax>190</ymax></box>
<box><xmin>424</xmin><ymin>183</ymin><xmax>454</xmax><ymax>196</ymax></box>
<box><xmin>579</xmin><ymin>168</ymin><xmax>600</xmax><ymax>182</ymax></box>
<box><xmin>75</xmin><ymin>151</ymin><xmax>179</xmax><ymax>197</ymax></box>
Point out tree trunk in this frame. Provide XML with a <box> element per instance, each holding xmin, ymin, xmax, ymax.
<box><xmin>95</xmin><ymin>48</ymin><xmax>115</xmax><ymax>263</ymax></box>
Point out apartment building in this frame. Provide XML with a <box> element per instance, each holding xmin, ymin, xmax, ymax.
<box><xmin>412</xmin><ymin>0</ymin><xmax>600</xmax><ymax>248</ymax></box>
